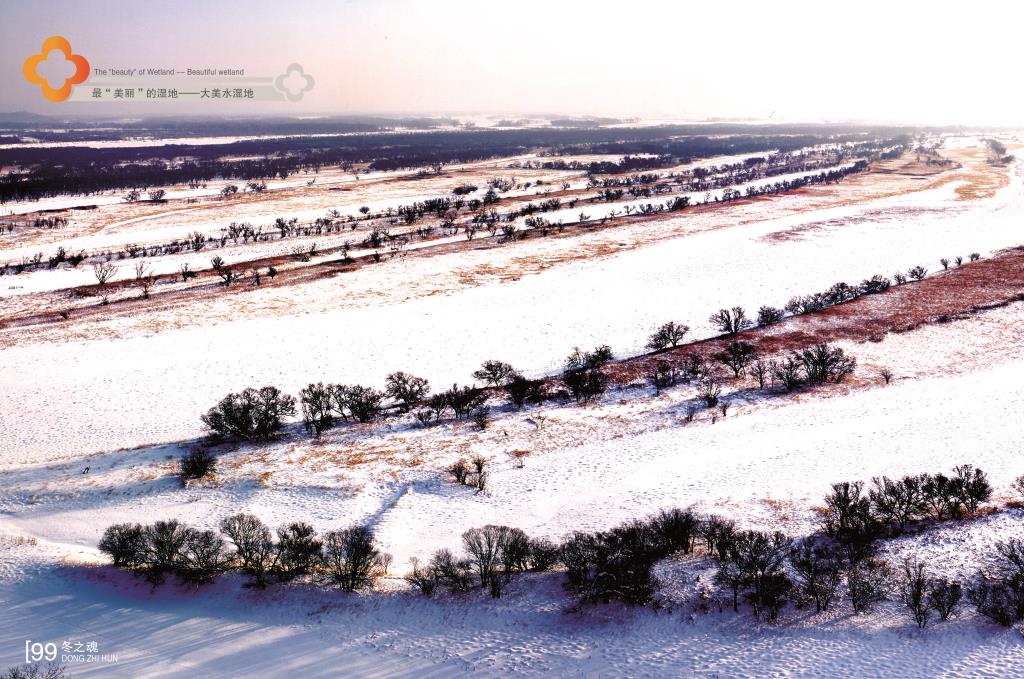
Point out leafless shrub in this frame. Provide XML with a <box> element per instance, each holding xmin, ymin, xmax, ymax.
<box><xmin>92</xmin><ymin>261</ymin><xmax>117</xmax><ymax>286</ymax></box>
<box><xmin>179</xmin><ymin>448</ymin><xmax>216</xmax><ymax>484</ymax></box>
<box><xmin>789</xmin><ymin>543</ymin><xmax>841</xmax><ymax>612</ymax></box>
<box><xmin>220</xmin><ymin>512</ymin><xmax>276</xmax><ymax>585</ymax></box>
<box><xmin>848</xmin><ymin>558</ymin><xmax>891</xmax><ymax>613</ymax></box>
<box><xmin>201</xmin><ymin>386</ymin><xmax>296</xmax><ymax>441</ymax></box>
<box><xmin>472</xmin><ymin>360</ymin><xmax>516</xmax><ymax>387</ymax></box>
<box><xmin>757</xmin><ymin>305</ymin><xmax>785</xmax><ymax>326</ymax></box>
<box><xmin>507</xmin><ymin>373</ymin><xmax>546</xmax><ymax>407</ymax></box>
<box><xmin>562</xmin><ymin>345</ymin><xmax>611</xmax><ymax>402</ymax></box>
<box><xmin>770</xmin><ymin>357</ymin><xmax>803</xmax><ymax>391</ymax></box>
<box><xmin>430</xmin><ymin>548</ymin><xmax>474</xmax><ymax>593</ymax></box>
<box><xmin>750</xmin><ymin>359</ymin><xmax>769</xmax><ymax>388</ymax></box>
<box><xmin>646</xmin><ymin>321</ymin><xmax>689</xmax><ymax>351</ymax></box>
<box><xmin>698</xmin><ymin>377</ymin><xmax>722</xmax><ymax>408</ymax></box>
<box><xmin>333</xmin><ymin>385</ymin><xmax>385</xmax><ymax>423</ymax></box>
<box><xmin>218</xmin><ymin>267</ymin><xmax>239</xmax><ymax>287</ymax></box>
<box><xmin>321</xmin><ymin>525</ymin><xmax>391</xmax><ymax>592</ymax></box>
<box><xmin>1012</xmin><ymin>475</ymin><xmax>1024</xmax><ymax>500</ymax></box>
<box><xmin>448</xmin><ymin>459</ymin><xmax>470</xmax><ymax>485</ymax></box>
<box><xmin>907</xmin><ymin>265</ymin><xmax>928</xmax><ymax>281</ymax></box>
<box><xmin>716</xmin><ymin>340</ymin><xmax>756</xmax><ymax>377</ymax></box>
<box><xmin>471</xmin><ymin>405</ymin><xmax>491</xmax><ymax>430</ymax></box>
<box><xmin>901</xmin><ymin>556</ymin><xmax>932</xmax><ymax>629</ymax></box>
<box><xmin>796</xmin><ymin>343</ymin><xmax>856</xmax><ymax>385</ymax></box>
<box><xmin>928</xmin><ymin>578</ymin><xmax>962</xmax><ymax>621</ymax></box>
<box><xmin>709</xmin><ymin>306</ymin><xmax>752</xmax><ymax>335</ymax></box>
<box><xmin>2</xmin><ymin>662</ymin><xmax>69</xmax><ymax>679</ymax></box>
<box><xmin>650</xmin><ymin>361</ymin><xmax>678</xmax><ymax>394</ymax></box>
<box><xmin>404</xmin><ymin>556</ymin><xmax>438</xmax><ymax>595</ymax></box>
<box><xmin>385</xmin><ymin>372</ymin><xmax>429</xmax><ymax>412</ymax></box>
<box><xmin>463</xmin><ymin>525</ymin><xmax>515</xmax><ymax>597</ymax></box>
<box><xmin>299</xmin><ymin>383</ymin><xmax>335</xmax><ymax>436</ymax></box>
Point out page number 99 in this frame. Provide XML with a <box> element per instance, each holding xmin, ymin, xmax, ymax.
<box><xmin>25</xmin><ymin>640</ymin><xmax>57</xmax><ymax>662</ymax></box>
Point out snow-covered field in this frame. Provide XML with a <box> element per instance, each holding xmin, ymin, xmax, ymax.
<box><xmin>3</xmin><ymin>152</ymin><xmax>1022</xmax><ymax>460</ymax></box>
<box><xmin>3</xmin><ymin>136</ymin><xmax>1024</xmax><ymax>677</ymax></box>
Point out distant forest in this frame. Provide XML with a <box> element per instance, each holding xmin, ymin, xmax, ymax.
<box><xmin>0</xmin><ymin>122</ymin><xmax>925</xmax><ymax>203</ymax></box>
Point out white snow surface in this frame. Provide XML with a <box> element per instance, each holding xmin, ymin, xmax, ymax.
<box><xmin>2</xmin><ymin>160</ymin><xmax>1023</xmax><ymax>461</ymax></box>
<box><xmin>3</xmin><ymin>141</ymin><xmax>1024</xmax><ymax>677</ymax></box>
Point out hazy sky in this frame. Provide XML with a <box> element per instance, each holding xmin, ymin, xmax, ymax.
<box><xmin>1</xmin><ymin>0</ymin><xmax>1021</xmax><ymax>124</ymax></box>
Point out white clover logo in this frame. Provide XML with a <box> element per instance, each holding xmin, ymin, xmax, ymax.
<box><xmin>275</xmin><ymin>63</ymin><xmax>315</xmax><ymax>102</ymax></box>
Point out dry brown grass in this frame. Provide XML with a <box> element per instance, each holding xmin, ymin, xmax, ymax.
<box><xmin>608</xmin><ymin>246</ymin><xmax>1024</xmax><ymax>385</ymax></box>
<box><xmin>2</xmin><ymin>151</ymin><xmax>964</xmax><ymax>338</ymax></box>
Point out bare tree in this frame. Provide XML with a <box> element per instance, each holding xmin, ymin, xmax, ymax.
<box><xmin>218</xmin><ymin>267</ymin><xmax>239</xmax><ymax>287</ymax></box>
<box><xmin>92</xmin><ymin>261</ymin><xmax>118</xmax><ymax>287</ymax></box>
<box><xmin>220</xmin><ymin>513</ymin><xmax>277</xmax><ymax>588</ymax></box>
<box><xmin>321</xmin><ymin>525</ymin><xmax>391</xmax><ymax>592</ymax></box>
<box><xmin>848</xmin><ymin>559</ymin><xmax>891</xmax><ymax>613</ymax></box>
<box><xmin>907</xmin><ymin>265</ymin><xmax>928</xmax><ymax>281</ymax></box>
<box><xmin>709</xmin><ymin>307</ymin><xmax>752</xmax><ymax>335</ymax></box>
<box><xmin>927</xmin><ymin>578</ymin><xmax>962</xmax><ymax>621</ymax></box>
<box><xmin>698</xmin><ymin>377</ymin><xmax>722</xmax><ymax>407</ymax></box>
<box><xmin>384</xmin><ymin>372</ymin><xmax>429</xmax><ymax>412</ymax></box>
<box><xmin>1012</xmin><ymin>475</ymin><xmax>1024</xmax><ymax>501</ymax></box>
<box><xmin>789</xmin><ymin>543</ymin><xmax>841</xmax><ymax>612</ymax></box>
<box><xmin>139</xmin><ymin>275</ymin><xmax>155</xmax><ymax>299</ymax></box>
<box><xmin>901</xmin><ymin>556</ymin><xmax>932</xmax><ymax>629</ymax></box>
<box><xmin>770</xmin><ymin>357</ymin><xmax>803</xmax><ymax>391</ymax></box>
<box><xmin>750</xmin><ymin>359</ymin><xmax>769</xmax><ymax>388</ymax></box>
<box><xmin>472</xmin><ymin>360</ymin><xmax>516</xmax><ymax>387</ymax></box>
<box><xmin>646</xmin><ymin>321</ymin><xmax>690</xmax><ymax>351</ymax></box>
<box><xmin>299</xmin><ymin>382</ymin><xmax>335</xmax><ymax>436</ymax></box>
<box><xmin>649</xmin><ymin>361</ymin><xmax>678</xmax><ymax>394</ymax></box>
<box><xmin>716</xmin><ymin>340</ymin><xmax>756</xmax><ymax>377</ymax></box>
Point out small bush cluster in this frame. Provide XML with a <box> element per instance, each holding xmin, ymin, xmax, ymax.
<box><xmin>822</xmin><ymin>465</ymin><xmax>993</xmax><ymax>555</ymax></box>
<box><xmin>98</xmin><ymin>519</ymin><xmax>228</xmax><ymax>586</ymax></box>
<box><xmin>968</xmin><ymin>538</ymin><xmax>1024</xmax><ymax>626</ymax></box>
<box><xmin>646</xmin><ymin>321</ymin><xmax>689</xmax><ymax>351</ymax></box>
<box><xmin>447</xmin><ymin>456</ymin><xmax>489</xmax><ymax>492</ymax></box>
<box><xmin>562</xmin><ymin>345</ymin><xmax>612</xmax><ymax>402</ymax></box>
<box><xmin>768</xmin><ymin>342</ymin><xmax>856</xmax><ymax>391</ymax></box>
<box><xmin>178</xmin><ymin>447</ymin><xmax>217</xmax><ymax>484</ymax></box>
<box><xmin>99</xmin><ymin>514</ymin><xmax>390</xmax><ymax>592</ymax></box>
<box><xmin>699</xmin><ymin>464</ymin><xmax>995</xmax><ymax>624</ymax></box>
<box><xmin>293</xmin><ymin>381</ymin><xmax>391</xmax><ymax>434</ymax></box>
<box><xmin>406</xmin><ymin>525</ymin><xmax>555</xmax><ymax>598</ymax></box>
<box><xmin>201</xmin><ymin>386</ymin><xmax>296</xmax><ymax>441</ymax></box>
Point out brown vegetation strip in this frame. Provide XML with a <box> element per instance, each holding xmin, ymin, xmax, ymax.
<box><xmin>0</xmin><ymin>190</ymin><xmax>785</xmax><ymax>331</ymax></box>
<box><xmin>606</xmin><ymin>246</ymin><xmax>1024</xmax><ymax>385</ymax></box>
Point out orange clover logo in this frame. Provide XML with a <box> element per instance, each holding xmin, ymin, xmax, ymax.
<box><xmin>23</xmin><ymin>36</ymin><xmax>90</xmax><ymax>103</ymax></box>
